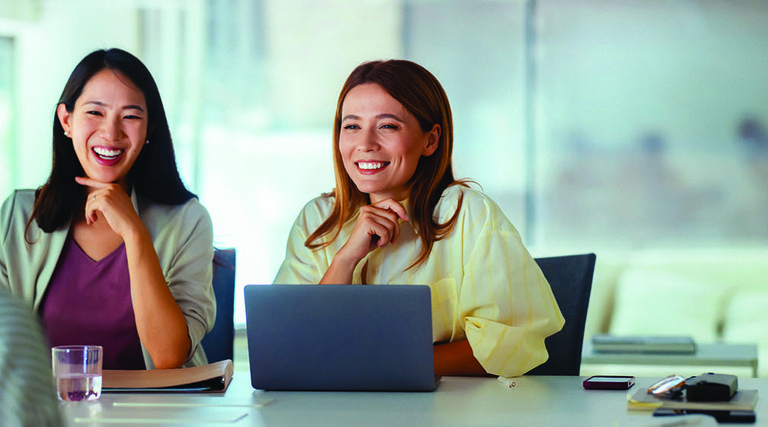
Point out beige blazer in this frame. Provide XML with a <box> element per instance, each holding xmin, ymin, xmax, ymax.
<box><xmin>0</xmin><ymin>189</ymin><xmax>216</xmax><ymax>368</ymax></box>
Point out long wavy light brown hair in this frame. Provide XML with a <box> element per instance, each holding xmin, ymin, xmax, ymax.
<box><xmin>306</xmin><ymin>59</ymin><xmax>467</xmax><ymax>270</ymax></box>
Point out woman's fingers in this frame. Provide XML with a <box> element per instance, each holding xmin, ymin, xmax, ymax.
<box><xmin>77</xmin><ymin>177</ymin><xmax>110</xmax><ymax>224</ymax></box>
<box><xmin>367</xmin><ymin>199</ymin><xmax>409</xmax><ymax>244</ymax></box>
<box><xmin>75</xmin><ymin>176</ymin><xmax>108</xmax><ymax>189</ymax></box>
<box><xmin>350</xmin><ymin>199</ymin><xmax>408</xmax><ymax>252</ymax></box>
<box><xmin>338</xmin><ymin>199</ymin><xmax>406</xmax><ymax>262</ymax></box>
<box><xmin>76</xmin><ymin>177</ymin><xmax>138</xmax><ymax>236</ymax></box>
<box><xmin>370</xmin><ymin>198</ymin><xmax>409</xmax><ymax>222</ymax></box>
<box><xmin>329</xmin><ymin>199</ymin><xmax>409</xmax><ymax>280</ymax></box>
<box><xmin>361</xmin><ymin>212</ymin><xmax>395</xmax><ymax>247</ymax></box>
<box><xmin>83</xmin><ymin>189</ymin><xmax>107</xmax><ymax>225</ymax></box>
<box><xmin>359</xmin><ymin>202</ymin><xmax>404</xmax><ymax>246</ymax></box>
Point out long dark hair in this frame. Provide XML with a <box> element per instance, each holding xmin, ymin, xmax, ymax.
<box><xmin>307</xmin><ymin>60</ymin><xmax>467</xmax><ymax>269</ymax></box>
<box><xmin>27</xmin><ymin>48</ymin><xmax>195</xmax><ymax>237</ymax></box>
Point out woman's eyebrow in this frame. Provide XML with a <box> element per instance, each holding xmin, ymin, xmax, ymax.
<box><xmin>82</xmin><ymin>100</ymin><xmax>145</xmax><ymax>112</ymax></box>
<box><xmin>123</xmin><ymin>104</ymin><xmax>145</xmax><ymax>112</ymax></box>
<box><xmin>376</xmin><ymin>113</ymin><xmax>404</xmax><ymax>122</ymax></box>
<box><xmin>341</xmin><ymin>113</ymin><xmax>404</xmax><ymax>122</ymax></box>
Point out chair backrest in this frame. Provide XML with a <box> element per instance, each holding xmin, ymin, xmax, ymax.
<box><xmin>526</xmin><ymin>253</ymin><xmax>596</xmax><ymax>376</ymax></box>
<box><xmin>200</xmin><ymin>248</ymin><xmax>236</xmax><ymax>363</ymax></box>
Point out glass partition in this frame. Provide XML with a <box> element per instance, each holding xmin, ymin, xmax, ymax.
<box><xmin>2</xmin><ymin>0</ymin><xmax>766</xmax><ymax>326</ymax></box>
<box><xmin>534</xmin><ymin>0</ymin><xmax>768</xmax><ymax>247</ymax></box>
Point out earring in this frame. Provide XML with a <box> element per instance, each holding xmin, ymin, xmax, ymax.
<box><xmin>64</xmin><ymin>131</ymin><xmax>70</xmax><ymax>137</ymax></box>
<box><xmin>145</xmin><ymin>139</ymin><xmax>150</xmax><ymax>145</ymax></box>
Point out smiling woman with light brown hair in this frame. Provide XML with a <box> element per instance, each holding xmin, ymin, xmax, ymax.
<box><xmin>274</xmin><ymin>59</ymin><xmax>564</xmax><ymax>377</ymax></box>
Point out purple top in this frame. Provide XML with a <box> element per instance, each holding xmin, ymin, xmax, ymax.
<box><xmin>41</xmin><ymin>235</ymin><xmax>145</xmax><ymax>370</ymax></box>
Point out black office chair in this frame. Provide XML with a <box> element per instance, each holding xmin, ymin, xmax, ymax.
<box><xmin>200</xmin><ymin>248</ymin><xmax>236</xmax><ymax>363</ymax></box>
<box><xmin>526</xmin><ymin>253</ymin><xmax>596</xmax><ymax>376</ymax></box>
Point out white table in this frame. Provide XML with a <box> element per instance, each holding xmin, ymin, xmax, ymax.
<box><xmin>582</xmin><ymin>342</ymin><xmax>759</xmax><ymax>378</ymax></box>
<box><xmin>60</xmin><ymin>373</ymin><xmax>767</xmax><ymax>426</ymax></box>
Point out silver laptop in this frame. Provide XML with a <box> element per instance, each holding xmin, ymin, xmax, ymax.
<box><xmin>243</xmin><ymin>284</ymin><xmax>440</xmax><ymax>391</ymax></box>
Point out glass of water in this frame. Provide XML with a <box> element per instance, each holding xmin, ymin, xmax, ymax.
<box><xmin>52</xmin><ymin>345</ymin><xmax>103</xmax><ymax>402</ymax></box>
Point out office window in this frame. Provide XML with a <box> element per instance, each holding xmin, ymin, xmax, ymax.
<box><xmin>2</xmin><ymin>0</ymin><xmax>767</xmax><ymax>328</ymax></box>
<box><xmin>534</xmin><ymin>0</ymin><xmax>768</xmax><ymax>247</ymax></box>
<box><xmin>404</xmin><ymin>0</ymin><xmax>528</xmax><ymax>230</ymax></box>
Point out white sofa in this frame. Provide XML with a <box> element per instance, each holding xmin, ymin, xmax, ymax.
<box><xmin>578</xmin><ymin>246</ymin><xmax>768</xmax><ymax>377</ymax></box>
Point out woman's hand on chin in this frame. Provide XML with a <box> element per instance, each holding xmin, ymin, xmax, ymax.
<box><xmin>75</xmin><ymin>176</ymin><xmax>143</xmax><ymax>239</ymax></box>
<box><xmin>339</xmin><ymin>198</ymin><xmax>409</xmax><ymax>263</ymax></box>
<box><xmin>321</xmin><ymin>198</ymin><xmax>409</xmax><ymax>285</ymax></box>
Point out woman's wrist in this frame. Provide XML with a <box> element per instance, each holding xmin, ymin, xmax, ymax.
<box><xmin>121</xmin><ymin>220</ymin><xmax>152</xmax><ymax>251</ymax></box>
<box><xmin>334</xmin><ymin>244</ymin><xmax>365</xmax><ymax>270</ymax></box>
<box><xmin>321</xmin><ymin>251</ymin><xmax>360</xmax><ymax>284</ymax></box>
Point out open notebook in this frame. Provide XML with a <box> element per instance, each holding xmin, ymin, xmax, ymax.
<box><xmin>244</xmin><ymin>284</ymin><xmax>440</xmax><ymax>391</ymax></box>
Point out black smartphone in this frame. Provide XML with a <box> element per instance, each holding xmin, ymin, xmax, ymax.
<box><xmin>582</xmin><ymin>375</ymin><xmax>636</xmax><ymax>390</ymax></box>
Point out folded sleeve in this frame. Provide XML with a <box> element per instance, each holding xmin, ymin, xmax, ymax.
<box><xmin>170</xmin><ymin>201</ymin><xmax>216</xmax><ymax>366</ymax></box>
<box><xmin>144</xmin><ymin>198</ymin><xmax>216</xmax><ymax>368</ymax></box>
<box><xmin>458</xmin><ymin>202</ymin><xmax>564</xmax><ymax>377</ymax></box>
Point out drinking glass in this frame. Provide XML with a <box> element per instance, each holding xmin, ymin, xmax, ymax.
<box><xmin>51</xmin><ymin>345</ymin><xmax>103</xmax><ymax>402</ymax></box>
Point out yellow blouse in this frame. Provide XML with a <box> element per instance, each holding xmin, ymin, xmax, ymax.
<box><xmin>273</xmin><ymin>185</ymin><xmax>564</xmax><ymax>377</ymax></box>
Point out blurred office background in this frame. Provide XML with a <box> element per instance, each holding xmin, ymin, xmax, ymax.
<box><xmin>1</xmin><ymin>0</ymin><xmax>767</xmax><ymax>326</ymax></box>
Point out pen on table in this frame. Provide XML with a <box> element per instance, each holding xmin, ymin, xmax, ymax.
<box><xmin>497</xmin><ymin>376</ymin><xmax>518</xmax><ymax>388</ymax></box>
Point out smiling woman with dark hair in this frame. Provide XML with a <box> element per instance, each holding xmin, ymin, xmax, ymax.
<box><xmin>274</xmin><ymin>59</ymin><xmax>564</xmax><ymax>377</ymax></box>
<box><xmin>0</xmin><ymin>48</ymin><xmax>215</xmax><ymax>370</ymax></box>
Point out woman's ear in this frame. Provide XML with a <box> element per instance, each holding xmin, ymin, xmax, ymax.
<box><xmin>56</xmin><ymin>104</ymin><xmax>72</xmax><ymax>136</ymax></box>
<box><xmin>423</xmin><ymin>124</ymin><xmax>441</xmax><ymax>157</ymax></box>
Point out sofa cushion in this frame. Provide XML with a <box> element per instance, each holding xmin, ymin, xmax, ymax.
<box><xmin>722</xmin><ymin>289</ymin><xmax>768</xmax><ymax>377</ymax></box>
<box><xmin>609</xmin><ymin>268</ymin><xmax>727</xmax><ymax>342</ymax></box>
